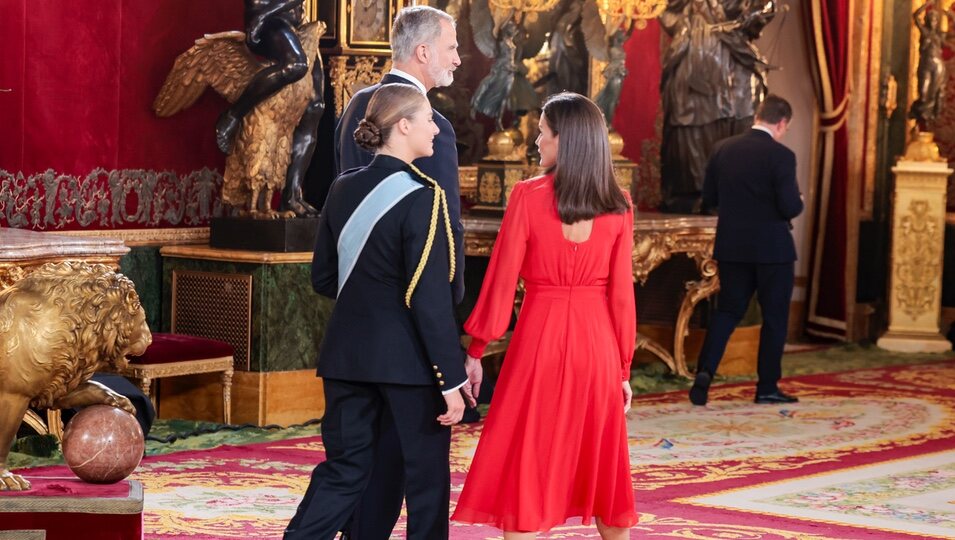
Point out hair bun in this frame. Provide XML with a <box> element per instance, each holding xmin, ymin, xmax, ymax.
<box><xmin>355</xmin><ymin>119</ymin><xmax>383</xmax><ymax>151</ymax></box>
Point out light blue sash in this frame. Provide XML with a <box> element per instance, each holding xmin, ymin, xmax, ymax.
<box><xmin>338</xmin><ymin>171</ymin><xmax>424</xmax><ymax>294</ymax></box>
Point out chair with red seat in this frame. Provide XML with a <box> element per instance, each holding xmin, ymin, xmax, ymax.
<box><xmin>114</xmin><ymin>333</ymin><xmax>235</xmax><ymax>424</ymax></box>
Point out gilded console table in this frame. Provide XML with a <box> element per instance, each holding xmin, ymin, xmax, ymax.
<box><xmin>463</xmin><ymin>212</ymin><xmax>718</xmax><ymax>378</ymax></box>
<box><xmin>1</xmin><ymin>228</ymin><xmax>129</xmax><ymax>436</ymax></box>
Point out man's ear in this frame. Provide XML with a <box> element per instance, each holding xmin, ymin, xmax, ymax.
<box><xmin>415</xmin><ymin>42</ymin><xmax>430</xmax><ymax>64</ymax></box>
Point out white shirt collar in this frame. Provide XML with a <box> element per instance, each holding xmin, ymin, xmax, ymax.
<box><xmin>388</xmin><ymin>68</ymin><xmax>428</xmax><ymax>95</ymax></box>
<box><xmin>752</xmin><ymin>124</ymin><xmax>774</xmax><ymax>137</ymax></box>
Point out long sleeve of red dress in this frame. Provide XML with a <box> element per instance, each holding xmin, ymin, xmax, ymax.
<box><xmin>464</xmin><ymin>181</ymin><xmax>529</xmax><ymax>359</ymax></box>
<box><xmin>609</xmin><ymin>195</ymin><xmax>636</xmax><ymax>380</ymax></box>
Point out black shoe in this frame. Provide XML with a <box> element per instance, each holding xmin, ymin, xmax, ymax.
<box><xmin>689</xmin><ymin>372</ymin><xmax>711</xmax><ymax>406</ymax></box>
<box><xmin>754</xmin><ymin>391</ymin><xmax>799</xmax><ymax>404</ymax></box>
<box><xmin>461</xmin><ymin>407</ymin><xmax>481</xmax><ymax>424</ymax></box>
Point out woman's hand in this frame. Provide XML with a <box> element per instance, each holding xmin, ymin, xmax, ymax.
<box><xmin>438</xmin><ymin>390</ymin><xmax>465</xmax><ymax>426</ymax></box>
<box><xmin>622</xmin><ymin>380</ymin><xmax>633</xmax><ymax>413</ymax></box>
<box><xmin>463</xmin><ymin>355</ymin><xmax>483</xmax><ymax>408</ymax></box>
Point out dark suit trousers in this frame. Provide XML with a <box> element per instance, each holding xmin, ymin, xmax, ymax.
<box><xmin>345</xmin><ymin>410</ymin><xmax>405</xmax><ymax>539</ymax></box>
<box><xmin>696</xmin><ymin>261</ymin><xmax>794</xmax><ymax>395</ymax></box>
<box><xmin>284</xmin><ymin>379</ymin><xmax>451</xmax><ymax>540</ymax></box>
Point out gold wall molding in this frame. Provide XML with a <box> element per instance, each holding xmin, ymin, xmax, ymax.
<box><xmin>848</xmin><ymin>0</ymin><xmax>883</xmax><ymax>218</ymax></box>
<box><xmin>329</xmin><ymin>55</ymin><xmax>393</xmax><ymax>117</ymax></box>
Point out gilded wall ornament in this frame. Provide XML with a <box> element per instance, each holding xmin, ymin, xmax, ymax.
<box><xmin>503</xmin><ymin>168</ymin><xmax>524</xmax><ymax>203</ymax></box>
<box><xmin>329</xmin><ymin>55</ymin><xmax>393</xmax><ymax>117</ymax></box>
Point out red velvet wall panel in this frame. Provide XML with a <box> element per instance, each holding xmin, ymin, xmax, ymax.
<box><xmin>0</xmin><ymin>0</ymin><xmax>241</xmax><ymax>230</ymax></box>
<box><xmin>0</xmin><ymin>0</ymin><xmax>27</xmax><ymax>168</ymax></box>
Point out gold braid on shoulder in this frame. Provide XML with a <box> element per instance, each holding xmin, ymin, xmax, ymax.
<box><xmin>404</xmin><ymin>163</ymin><xmax>456</xmax><ymax>308</ymax></box>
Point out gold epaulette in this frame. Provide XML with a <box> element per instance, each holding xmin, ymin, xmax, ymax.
<box><xmin>404</xmin><ymin>163</ymin><xmax>455</xmax><ymax>308</ymax></box>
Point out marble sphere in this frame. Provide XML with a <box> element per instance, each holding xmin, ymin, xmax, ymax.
<box><xmin>62</xmin><ymin>405</ymin><xmax>144</xmax><ymax>483</ymax></box>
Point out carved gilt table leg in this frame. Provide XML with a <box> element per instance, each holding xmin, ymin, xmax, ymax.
<box><xmin>672</xmin><ymin>254</ymin><xmax>720</xmax><ymax>378</ymax></box>
<box><xmin>630</xmin><ymin>232</ymin><xmax>681</xmax><ymax>372</ymax></box>
<box><xmin>635</xmin><ymin>334</ymin><xmax>677</xmax><ymax>373</ymax></box>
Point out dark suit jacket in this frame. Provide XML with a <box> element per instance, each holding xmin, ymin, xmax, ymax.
<box><xmin>335</xmin><ymin>73</ymin><xmax>465</xmax><ymax>304</ymax></box>
<box><xmin>702</xmin><ymin>128</ymin><xmax>804</xmax><ymax>264</ymax></box>
<box><xmin>312</xmin><ymin>154</ymin><xmax>467</xmax><ymax>390</ymax></box>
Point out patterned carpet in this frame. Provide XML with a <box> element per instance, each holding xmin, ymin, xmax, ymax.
<box><xmin>19</xmin><ymin>358</ymin><xmax>955</xmax><ymax>539</ymax></box>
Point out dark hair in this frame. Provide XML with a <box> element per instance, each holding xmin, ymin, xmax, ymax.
<box><xmin>354</xmin><ymin>83</ymin><xmax>429</xmax><ymax>151</ymax></box>
<box><xmin>541</xmin><ymin>92</ymin><xmax>630</xmax><ymax>224</ymax></box>
<box><xmin>755</xmin><ymin>94</ymin><xmax>793</xmax><ymax>124</ymax></box>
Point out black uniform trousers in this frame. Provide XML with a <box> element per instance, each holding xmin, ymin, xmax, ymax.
<box><xmin>284</xmin><ymin>379</ymin><xmax>451</xmax><ymax>540</ymax></box>
<box><xmin>696</xmin><ymin>261</ymin><xmax>794</xmax><ymax>395</ymax></box>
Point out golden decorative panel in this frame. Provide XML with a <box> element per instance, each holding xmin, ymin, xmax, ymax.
<box><xmin>478</xmin><ymin>171</ymin><xmax>503</xmax><ymax>204</ymax></box>
<box><xmin>503</xmin><ymin>168</ymin><xmax>524</xmax><ymax>203</ymax></box>
<box><xmin>329</xmin><ymin>55</ymin><xmax>393</xmax><ymax>117</ymax></box>
<box><xmin>894</xmin><ymin>199</ymin><xmax>942</xmax><ymax>319</ymax></box>
<box><xmin>171</xmin><ymin>271</ymin><xmax>253</xmax><ymax>370</ymax></box>
<box><xmin>459</xmin><ymin>166</ymin><xmax>478</xmax><ymax>201</ymax></box>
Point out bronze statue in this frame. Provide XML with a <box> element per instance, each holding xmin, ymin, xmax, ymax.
<box><xmin>215</xmin><ymin>0</ymin><xmax>309</xmax><ymax>154</ymax></box>
<box><xmin>582</xmin><ymin>1</ymin><xmax>634</xmax><ymax>125</ymax></box>
<box><xmin>546</xmin><ymin>0</ymin><xmax>589</xmax><ymax>97</ymax></box>
<box><xmin>910</xmin><ymin>0</ymin><xmax>955</xmax><ymax>129</ymax></box>
<box><xmin>154</xmin><ymin>16</ymin><xmax>327</xmax><ymax>218</ymax></box>
<box><xmin>0</xmin><ymin>262</ymin><xmax>152</xmax><ymax>491</ymax></box>
<box><xmin>470</xmin><ymin>5</ymin><xmax>546</xmax><ymax>131</ymax></box>
<box><xmin>659</xmin><ymin>0</ymin><xmax>776</xmax><ymax>213</ymax></box>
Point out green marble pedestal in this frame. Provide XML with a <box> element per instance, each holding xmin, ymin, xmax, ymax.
<box><xmin>158</xmin><ymin>245</ymin><xmax>333</xmax><ymax>425</ymax></box>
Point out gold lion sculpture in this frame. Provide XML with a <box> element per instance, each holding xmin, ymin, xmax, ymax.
<box><xmin>153</xmin><ymin>21</ymin><xmax>327</xmax><ymax>219</ymax></box>
<box><xmin>0</xmin><ymin>262</ymin><xmax>152</xmax><ymax>491</ymax></box>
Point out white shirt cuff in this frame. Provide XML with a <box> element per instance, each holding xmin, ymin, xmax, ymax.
<box><xmin>441</xmin><ymin>380</ymin><xmax>467</xmax><ymax>395</ymax></box>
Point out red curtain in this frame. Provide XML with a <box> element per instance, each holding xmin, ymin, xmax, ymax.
<box><xmin>613</xmin><ymin>20</ymin><xmax>662</xmax><ymax>210</ymax></box>
<box><xmin>803</xmin><ymin>0</ymin><xmax>851</xmax><ymax>338</ymax></box>
<box><xmin>613</xmin><ymin>20</ymin><xmax>661</xmax><ymax>164</ymax></box>
<box><xmin>0</xmin><ymin>0</ymin><xmax>241</xmax><ymax>229</ymax></box>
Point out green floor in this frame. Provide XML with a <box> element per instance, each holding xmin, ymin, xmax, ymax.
<box><xmin>9</xmin><ymin>343</ymin><xmax>953</xmax><ymax>470</ymax></box>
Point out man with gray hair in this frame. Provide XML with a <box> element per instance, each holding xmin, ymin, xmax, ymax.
<box><xmin>336</xmin><ymin>7</ymin><xmax>464</xmax><ymax>309</ymax></box>
<box><xmin>288</xmin><ymin>6</ymin><xmax>479</xmax><ymax>540</ymax></box>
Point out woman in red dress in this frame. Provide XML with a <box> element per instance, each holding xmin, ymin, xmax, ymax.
<box><xmin>452</xmin><ymin>92</ymin><xmax>637</xmax><ymax>537</ymax></box>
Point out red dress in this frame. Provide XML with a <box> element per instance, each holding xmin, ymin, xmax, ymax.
<box><xmin>452</xmin><ymin>175</ymin><xmax>638</xmax><ymax>531</ymax></box>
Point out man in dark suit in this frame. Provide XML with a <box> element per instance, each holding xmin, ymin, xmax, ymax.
<box><xmin>689</xmin><ymin>94</ymin><xmax>804</xmax><ymax>407</ymax></box>
<box><xmin>284</xmin><ymin>154</ymin><xmax>468</xmax><ymax>539</ymax></box>
<box><xmin>335</xmin><ymin>6</ymin><xmax>464</xmax><ymax>305</ymax></box>
<box><xmin>332</xmin><ymin>6</ymin><xmax>482</xmax><ymax>538</ymax></box>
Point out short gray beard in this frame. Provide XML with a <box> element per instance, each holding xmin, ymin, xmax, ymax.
<box><xmin>429</xmin><ymin>64</ymin><xmax>454</xmax><ymax>88</ymax></box>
